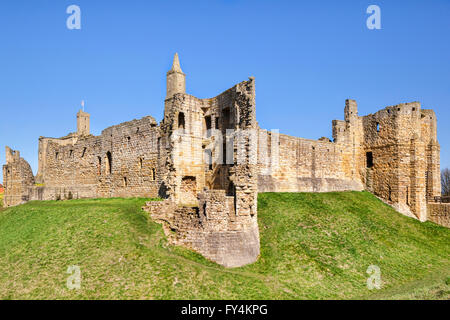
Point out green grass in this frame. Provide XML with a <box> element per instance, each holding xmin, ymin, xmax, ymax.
<box><xmin>0</xmin><ymin>191</ymin><xmax>448</xmax><ymax>300</ymax></box>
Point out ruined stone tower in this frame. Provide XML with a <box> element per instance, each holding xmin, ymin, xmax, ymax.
<box><xmin>77</xmin><ymin>110</ymin><xmax>90</xmax><ymax>136</ymax></box>
<box><xmin>146</xmin><ymin>54</ymin><xmax>260</xmax><ymax>267</ymax></box>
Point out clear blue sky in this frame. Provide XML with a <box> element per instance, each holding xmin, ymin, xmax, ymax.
<box><xmin>1</xmin><ymin>0</ymin><xmax>449</xmax><ymax>184</ymax></box>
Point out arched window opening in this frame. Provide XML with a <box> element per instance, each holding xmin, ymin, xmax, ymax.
<box><xmin>97</xmin><ymin>156</ymin><xmax>102</xmax><ymax>176</ymax></box>
<box><xmin>223</xmin><ymin>108</ymin><xmax>231</xmax><ymax>129</ymax></box>
<box><xmin>106</xmin><ymin>151</ymin><xmax>112</xmax><ymax>175</ymax></box>
<box><xmin>178</xmin><ymin>112</ymin><xmax>185</xmax><ymax>130</ymax></box>
<box><xmin>205</xmin><ymin>116</ymin><xmax>211</xmax><ymax>137</ymax></box>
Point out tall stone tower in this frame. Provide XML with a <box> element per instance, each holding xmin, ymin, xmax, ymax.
<box><xmin>77</xmin><ymin>110</ymin><xmax>90</xmax><ymax>136</ymax></box>
<box><xmin>166</xmin><ymin>53</ymin><xmax>186</xmax><ymax>99</ymax></box>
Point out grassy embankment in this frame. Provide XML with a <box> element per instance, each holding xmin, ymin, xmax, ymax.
<box><xmin>0</xmin><ymin>191</ymin><xmax>448</xmax><ymax>299</ymax></box>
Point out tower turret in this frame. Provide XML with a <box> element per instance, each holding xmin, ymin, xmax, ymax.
<box><xmin>344</xmin><ymin>99</ymin><xmax>358</xmax><ymax>122</ymax></box>
<box><xmin>77</xmin><ymin>109</ymin><xmax>90</xmax><ymax>136</ymax></box>
<box><xmin>166</xmin><ymin>53</ymin><xmax>186</xmax><ymax>99</ymax></box>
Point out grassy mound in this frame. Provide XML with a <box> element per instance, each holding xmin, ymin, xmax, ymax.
<box><xmin>0</xmin><ymin>192</ymin><xmax>448</xmax><ymax>299</ymax></box>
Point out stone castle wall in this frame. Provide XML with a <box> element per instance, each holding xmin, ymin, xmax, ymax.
<box><xmin>257</xmin><ymin>131</ymin><xmax>363</xmax><ymax>193</ymax></box>
<box><xmin>358</xmin><ymin>102</ymin><xmax>440</xmax><ymax>221</ymax></box>
<box><xmin>37</xmin><ymin>116</ymin><xmax>161</xmax><ymax>201</ymax></box>
<box><xmin>2</xmin><ymin>54</ymin><xmax>446</xmax><ymax>267</ymax></box>
<box><xmin>144</xmin><ymin>190</ymin><xmax>260</xmax><ymax>268</ymax></box>
<box><xmin>427</xmin><ymin>203</ymin><xmax>450</xmax><ymax>228</ymax></box>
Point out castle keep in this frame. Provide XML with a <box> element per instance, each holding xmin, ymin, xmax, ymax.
<box><xmin>3</xmin><ymin>54</ymin><xmax>447</xmax><ymax>267</ymax></box>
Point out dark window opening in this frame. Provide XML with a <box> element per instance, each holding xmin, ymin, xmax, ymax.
<box><xmin>205</xmin><ymin>116</ymin><xmax>211</xmax><ymax>137</ymax></box>
<box><xmin>227</xmin><ymin>182</ymin><xmax>236</xmax><ymax>197</ymax></box>
<box><xmin>55</xmin><ymin>152</ymin><xmax>59</xmax><ymax>160</ymax></box>
<box><xmin>97</xmin><ymin>156</ymin><xmax>102</xmax><ymax>175</ymax></box>
<box><xmin>205</xmin><ymin>149</ymin><xmax>213</xmax><ymax>170</ymax></box>
<box><xmin>178</xmin><ymin>112</ymin><xmax>185</xmax><ymax>130</ymax></box>
<box><xmin>406</xmin><ymin>186</ymin><xmax>409</xmax><ymax>205</ymax></box>
<box><xmin>81</xmin><ymin>147</ymin><xmax>86</xmax><ymax>158</ymax></box>
<box><xmin>106</xmin><ymin>151</ymin><xmax>112</xmax><ymax>175</ymax></box>
<box><xmin>69</xmin><ymin>150</ymin><xmax>73</xmax><ymax>158</ymax></box>
<box><xmin>152</xmin><ymin>168</ymin><xmax>156</xmax><ymax>181</ymax></box>
<box><xmin>203</xmin><ymin>202</ymin><xmax>207</xmax><ymax>217</ymax></box>
<box><xmin>366</xmin><ymin>152</ymin><xmax>374</xmax><ymax>168</ymax></box>
<box><xmin>388</xmin><ymin>185</ymin><xmax>392</xmax><ymax>201</ymax></box>
<box><xmin>157</xmin><ymin>137</ymin><xmax>161</xmax><ymax>157</ymax></box>
<box><xmin>123</xmin><ymin>177</ymin><xmax>128</xmax><ymax>187</ymax></box>
<box><xmin>223</xmin><ymin>108</ymin><xmax>231</xmax><ymax>129</ymax></box>
<box><xmin>127</xmin><ymin>136</ymin><xmax>131</xmax><ymax>143</ymax></box>
<box><xmin>223</xmin><ymin>142</ymin><xmax>228</xmax><ymax>165</ymax></box>
<box><xmin>215</xmin><ymin>117</ymin><xmax>219</xmax><ymax>129</ymax></box>
<box><xmin>139</xmin><ymin>158</ymin><xmax>143</xmax><ymax>169</ymax></box>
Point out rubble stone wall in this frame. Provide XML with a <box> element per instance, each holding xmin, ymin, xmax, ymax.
<box><xmin>257</xmin><ymin>131</ymin><xmax>364</xmax><ymax>193</ymax></box>
<box><xmin>427</xmin><ymin>203</ymin><xmax>450</xmax><ymax>228</ymax></box>
<box><xmin>34</xmin><ymin>116</ymin><xmax>161</xmax><ymax>201</ymax></box>
<box><xmin>144</xmin><ymin>190</ymin><xmax>260</xmax><ymax>268</ymax></box>
<box><xmin>2</xmin><ymin>147</ymin><xmax>35</xmax><ymax>206</ymax></box>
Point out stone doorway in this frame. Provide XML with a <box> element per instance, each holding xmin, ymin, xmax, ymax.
<box><xmin>180</xmin><ymin>176</ymin><xmax>197</xmax><ymax>205</ymax></box>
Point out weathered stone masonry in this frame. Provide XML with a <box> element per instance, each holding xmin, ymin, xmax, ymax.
<box><xmin>2</xmin><ymin>53</ymin><xmax>446</xmax><ymax>267</ymax></box>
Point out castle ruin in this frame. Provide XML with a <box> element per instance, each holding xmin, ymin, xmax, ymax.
<box><xmin>3</xmin><ymin>54</ymin><xmax>448</xmax><ymax>267</ymax></box>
